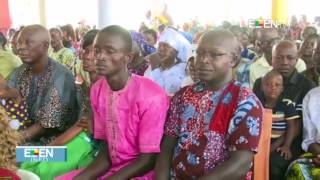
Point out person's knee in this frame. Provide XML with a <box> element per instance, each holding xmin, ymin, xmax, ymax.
<box><xmin>270</xmin><ymin>152</ymin><xmax>290</xmax><ymax>179</ymax></box>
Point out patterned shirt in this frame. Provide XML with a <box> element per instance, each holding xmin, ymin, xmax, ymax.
<box><xmin>7</xmin><ymin>58</ymin><xmax>79</xmax><ymax>145</ymax></box>
<box><xmin>50</xmin><ymin>47</ymin><xmax>75</xmax><ymax>71</ymax></box>
<box><xmin>165</xmin><ymin>81</ymin><xmax>263</xmax><ymax>179</ymax></box>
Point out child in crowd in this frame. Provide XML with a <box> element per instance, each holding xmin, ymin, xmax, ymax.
<box><xmin>261</xmin><ymin>70</ymin><xmax>300</xmax><ymax>160</ymax></box>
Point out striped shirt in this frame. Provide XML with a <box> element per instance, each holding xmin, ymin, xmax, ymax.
<box><xmin>271</xmin><ymin>99</ymin><xmax>300</xmax><ymax>138</ymax></box>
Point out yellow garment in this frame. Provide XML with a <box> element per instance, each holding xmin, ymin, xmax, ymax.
<box><xmin>49</xmin><ymin>47</ymin><xmax>75</xmax><ymax>71</ymax></box>
<box><xmin>74</xmin><ymin>59</ymin><xmax>91</xmax><ymax>86</ymax></box>
<box><xmin>0</xmin><ymin>50</ymin><xmax>22</xmax><ymax>79</ymax></box>
<box><xmin>249</xmin><ymin>55</ymin><xmax>306</xmax><ymax>88</ymax></box>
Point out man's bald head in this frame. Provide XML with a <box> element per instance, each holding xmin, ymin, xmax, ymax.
<box><xmin>19</xmin><ymin>25</ymin><xmax>50</xmax><ymax>45</ymax></box>
<box><xmin>272</xmin><ymin>40</ymin><xmax>298</xmax><ymax>78</ymax></box>
<box><xmin>272</xmin><ymin>40</ymin><xmax>298</xmax><ymax>56</ymax></box>
<box><xmin>17</xmin><ymin>24</ymin><xmax>50</xmax><ymax>64</ymax></box>
<box><xmin>200</xmin><ymin>30</ymin><xmax>241</xmax><ymax>54</ymax></box>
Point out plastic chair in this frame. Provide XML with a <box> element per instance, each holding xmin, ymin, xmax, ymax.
<box><xmin>254</xmin><ymin>109</ymin><xmax>272</xmax><ymax>180</ymax></box>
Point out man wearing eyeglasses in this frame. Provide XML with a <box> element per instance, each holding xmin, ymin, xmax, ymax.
<box><xmin>155</xmin><ymin>30</ymin><xmax>263</xmax><ymax>180</ymax></box>
<box><xmin>249</xmin><ymin>28</ymin><xmax>306</xmax><ymax>88</ymax></box>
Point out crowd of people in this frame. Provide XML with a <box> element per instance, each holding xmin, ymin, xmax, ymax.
<box><xmin>0</xmin><ymin>14</ymin><xmax>320</xmax><ymax>180</ymax></box>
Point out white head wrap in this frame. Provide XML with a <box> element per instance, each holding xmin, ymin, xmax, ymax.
<box><xmin>158</xmin><ymin>28</ymin><xmax>191</xmax><ymax>62</ymax></box>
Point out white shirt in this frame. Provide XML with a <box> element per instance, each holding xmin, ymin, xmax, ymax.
<box><xmin>302</xmin><ymin>87</ymin><xmax>320</xmax><ymax>152</ymax></box>
<box><xmin>144</xmin><ymin>63</ymin><xmax>186</xmax><ymax>96</ymax></box>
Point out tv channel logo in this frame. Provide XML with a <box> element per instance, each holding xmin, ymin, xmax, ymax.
<box><xmin>16</xmin><ymin>146</ymin><xmax>67</xmax><ymax>162</ymax></box>
<box><xmin>248</xmin><ymin>19</ymin><xmax>280</xmax><ymax>29</ymax></box>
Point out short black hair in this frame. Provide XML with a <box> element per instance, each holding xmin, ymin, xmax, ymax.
<box><xmin>143</xmin><ymin>29</ymin><xmax>157</xmax><ymax>41</ymax></box>
<box><xmin>81</xmin><ymin>29</ymin><xmax>99</xmax><ymax>49</ymax></box>
<box><xmin>99</xmin><ymin>25</ymin><xmax>132</xmax><ymax>52</ymax></box>
<box><xmin>0</xmin><ymin>32</ymin><xmax>7</xmax><ymax>50</ymax></box>
<box><xmin>262</xmin><ymin>70</ymin><xmax>283</xmax><ymax>85</ymax></box>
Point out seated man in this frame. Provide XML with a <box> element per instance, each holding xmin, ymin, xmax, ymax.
<box><xmin>144</xmin><ymin>28</ymin><xmax>191</xmax><ymax>95</ymax></box>
<box><xmin>249</xmin><ymin>28</ymin><xmax>306</xmax><ymax>87</ymax></box>
<box><xmin>7</xmin><ymin>24</ymin><xmax>79</xmax><ymax>145</ymax></box>
<box><xmin>57</xmin><ymin>25</ymin><xmax>169</xmax><ymax>180</ymax></box>
<box><xmin>19</xmin><ymin>30</ymin><xmax>100</xmax><ymax>180</ymax></box>
<box><xmin>155</xmin><ymin>30</ymin><xmax>263</xmax><ymax>179</ymax></box>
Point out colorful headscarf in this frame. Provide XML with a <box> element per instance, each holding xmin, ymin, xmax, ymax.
<box><xmin>158</xmin><ymin>27</ymin><xmax>191</xmax><ymax>62</ymax></box>
<box><xmin>130</xmin><ymin>31</ymin><xmax>156</xmax><ymax>57</ymax></box>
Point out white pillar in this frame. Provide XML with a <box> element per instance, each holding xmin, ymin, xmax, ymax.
<box><xmin>39</xmin><ymin>0</ymin><xmax>46</xmax><ymax>27</ymax></box>
<box><xmin>98</xmin><ymin>0</ymin><xmax>114</xmax><ymax>29</ymax></box>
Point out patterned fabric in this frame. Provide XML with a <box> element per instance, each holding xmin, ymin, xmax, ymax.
<box><xmin>241</xmin><ymin>48</ymin><xmax>256</xmax><ymax>61</ymax></box>
<box><xmin>235</xmin><ymin>57</ymin><xmax>254</xmax><ymax>88</ymax></box>
<box><xmin>0</xmin><ymin>98</ymin><xmax>31</xmax><ymax>130</ymax></box>
<box><xmin>165</xmin><ymin>81</ymin><xmax>263</xmax><ymax>179</ymax></box>
<box><xmin>49</xmin><ymin>47</ymin><xmax>76</xmax><ymax>71</ymax></box>
<box><xmin>286</xmin><ymin>153</ymin><xmax>320</xmax><ymax>180</ymax></box>
<box><xmin>7</xmin><ymin>58</ymin><xmax>79</xmax><ymax>145</ymax></box>
<box><xmin>130</xmin><ymin>31</ymin><xmax>156</xmax><ymax>57</ymax></box>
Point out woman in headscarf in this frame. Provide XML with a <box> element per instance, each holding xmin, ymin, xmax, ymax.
<box><xmin>144</xmin><ymin>27</ymin><xmax>191</xmax><ymax>96</ymax></box>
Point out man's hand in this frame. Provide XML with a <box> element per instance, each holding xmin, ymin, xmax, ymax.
<box><xmin>76</xmin><ymin>116</ymin><xmax>91</xmax><ymax>133</ymax></box>
<box><xmin>312</xmin><ymin>155</ymin><xmax>320</xmax><ymax>167</ymax></box>
<box><xmin>277</xmin><ymin>146</ymin><xmax>292</xmax><ymax>160</ymax></box>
